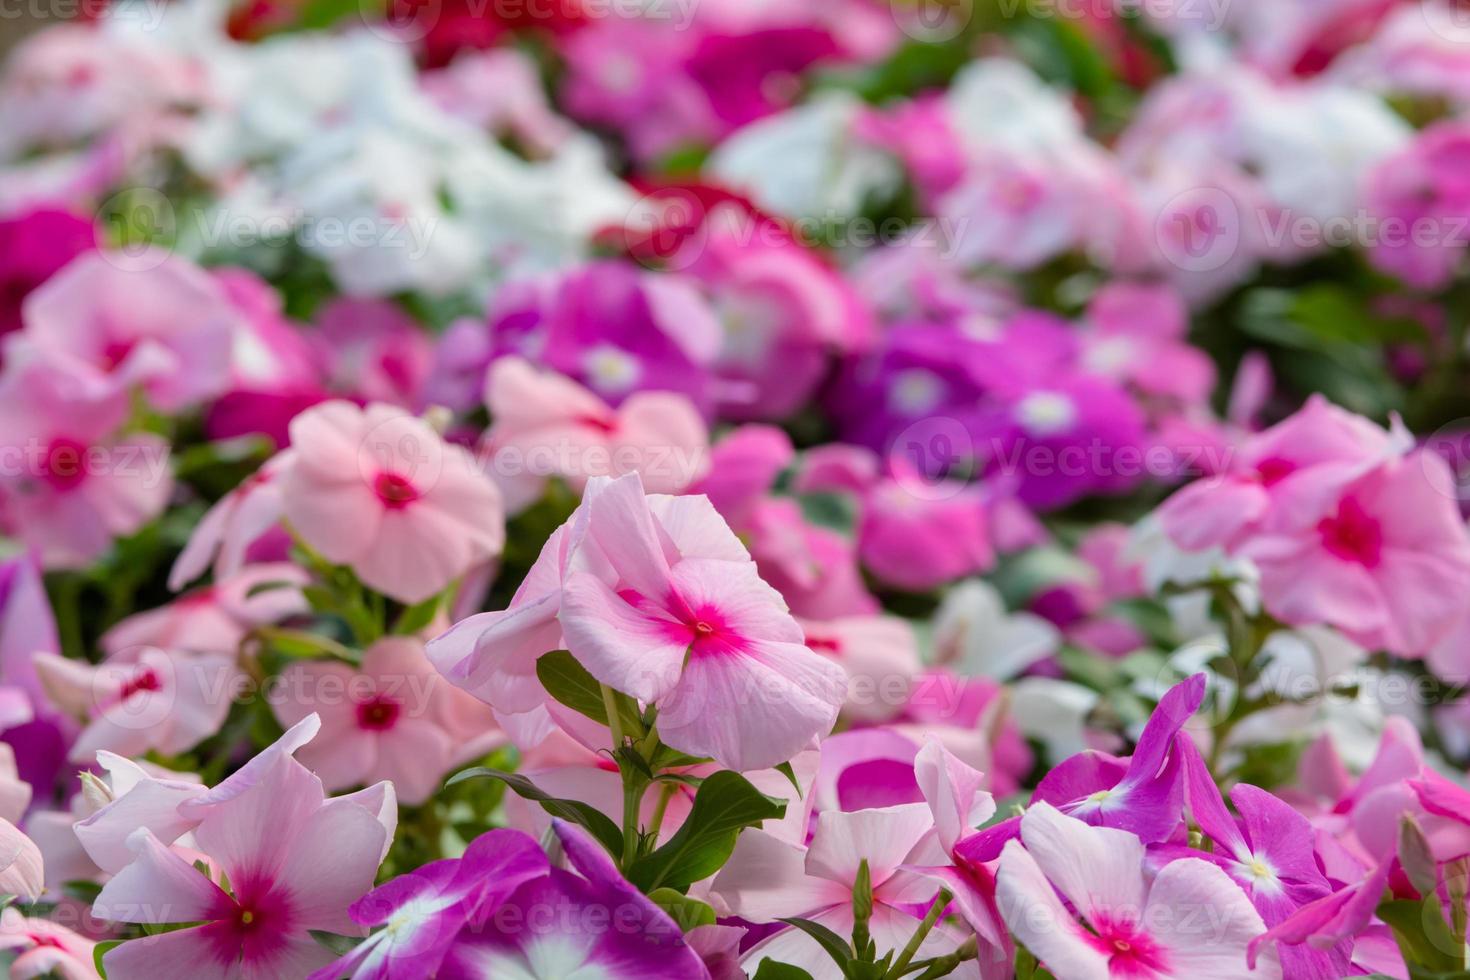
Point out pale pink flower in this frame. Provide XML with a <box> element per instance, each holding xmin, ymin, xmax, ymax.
<box><xmin>68</xmin><ymin>715</ymin><xmax>392</xmax><ymax>878</ymax></box>
<box><xmin>997</xmin><ymin>802</ymin><xmax>1281</xmax><ymax>980</ymax></box>
<box><xmin>271</xmin><ymin>638</ymin><xmax>482</xmax><ymax>805</ymax></box>
<box><xmin>11</xmin><ymin>250</ymin><xmax>240</xmax><ymax>411</ymax></box>
<box><xmin>0</xmin><ymin>743</ymin><xmax>30</xmax><ymax>824</ymax></box>
<box><xmin>0</xmin><ymin>817</ymin><xmax>43</xmax><ymax>901</ymax></box>
<box><xmin>0</xmin><ymin>358</ymin><xmax>171</xmax><ymax>570</ymax></box>
<box><xmin>801</xmin><ymin>615</ymin><xmax>921</xmax><ymax>723</ymax></box>
<box><xmin>34</xmin><ymin>647</ymin><xmax>236</xmax><ymax>763</ymax></box>
<box><xmin>281</xmin><ymin>401</ymin><xmax>505</xmax><ymax>604</ymax></box>
<box><xmin>1240</xmin><ymin>451</ymin><xmax>1470</xmax><ymax>656</ymax></box>
<box><xmin>711</xmin><ymin>804</ymin><xmax>969</xmax><ymax>978</ymax></box>
<box><xmin>559</xmin><ymin>474</ymin><xmax>846</xmax><ymax>770</ymax></box>
<box><xmin>104</xmin><ymin>563</ymin><xmax>308</xmax><ymax>657</ymax></box>
<box><xmin>428</xmin><ymin>473</ymin><xmax>757</xmax><ymax>748</ymax></box>
<box><xmin>482</xmin><ymin>356</ymin><xmax>708</xmax><ymax>514</ymax></box>
<box><xmin>31</xmin><ymin>752</ymin><xmax>202</xmax><ymax>887</ymax></box>
<box><xmin>168</xmin><ymin>453</ymin><xmax>292</xmax><ymax>592</ymax></box>
<box><xmin>0</xmin><ymin>907</ymin><xmax>99</xmax><ymax>979</ymax></box>
<box><xmin>93</xmin><ymin>747</ymin><xmax>390</xmax><ymax>980</ymax></box>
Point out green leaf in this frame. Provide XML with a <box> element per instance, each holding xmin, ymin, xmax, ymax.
<box><xmin>310</xmin><ymin>931</ymin><xmax>362</xmax><ymax>956</ymax></box>
<box><xmin>447</xmin><ymin>768</ymin><xmax>624</xmax><ymax>857</ymax></box>
<box><xmin>774</xmin><ymin>761</ymin><xmax>804</xmax><ymax>797</ymax></box>
<box><xmin>243</xmin><ymin>579</ymin><xmax>301</xmax><ymax>599</ymax></box>
<box><xmin>536</xmin><ymin>651</ymin><xmax>644</xmax><ymax>736</ymax></box>
<box><xmin>393</xmin><ymin>592</ymin><xmax>443</xmax><ymax>635</ymax></box>
<box><xmin>1290</xmin><ymin>285</ymin><xmax>1427</xmax><ymax>347</ymax></box>
<box><xmin>776</xmin><ymin>917</ymin><xmax>854</xmax><ymax>972</ymax></box>
<box><xmin>646</xmin><ymin>888</ymin><xmax>717</xmax><ymax>931</ymax></box>
<box><xmin>1378</xmin><ymin>898</ymin><xmax>1463</xmax><ymax>973</ymax></box>
<box><xmin>627</xmin><ymin>771</ymin><xmax>787</xmax><ymax>892</ymax></box>
<box><xmin>752</xmin><ymin>961</ymin><xmax>817</xmax><ymax>980</ymax></box>
<box><xmin>94</xmin><ymin>939</ymin><xmax>123</xmax><ymax>977</ymax></box>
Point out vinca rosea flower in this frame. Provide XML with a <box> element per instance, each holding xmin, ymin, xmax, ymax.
<box><xmin>3</xmin><ymin>7</ymin><xmax>1469</xmax><ymax>980</ymax></box>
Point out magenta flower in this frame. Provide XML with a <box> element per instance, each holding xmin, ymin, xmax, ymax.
<box><xmin>281</xmin><ymin>401</ymin><xmax>505</xmax><ymax>604</ymax></box>
<box><xmin>488</xmin><ymin>261</ymin><xmax>722</xmax><ymax>414</ymax></box>
<box><xmin>958</xmin><ymin>674</ymin><xmax>1206</xmax><ymax>862</ymax></box>
<box><xmin>93</xmin><ymin>747</ymin><xmax>391</xmax><ymax>979</ymax></box>
<box><xmin>0</xmin><ymin>208</ymin><xmax>95</xmax><ymax>340</ymax></box>
<box><xmin>309</xmin><ymin>828</ymin><xmax>549</xmax><ymax>980</ymax></box>
<box><xmin>1363</xmin><ymin>122</ymin><xmax>1470</xmax><ymax>290</ymax></box>
<box><xmin>997</xmin><ymin>802</ymin><xmax>1280</xmax><ymax>979</ymax></box>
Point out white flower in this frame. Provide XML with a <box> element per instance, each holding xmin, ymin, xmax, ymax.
<box><xmin>931</xmin><ymin>579</ymin><xmax>1060</xmax><ymax>680</ymax></box>
<box><xmin>707</xmin><ymin>93</ymin><xmax>901</xmax><ymax>221</ymax></box>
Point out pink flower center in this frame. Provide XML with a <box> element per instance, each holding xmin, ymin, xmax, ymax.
<box><xmin>1086</xmin><ymin>917</ymin><xmax>1170</xmax><ymax>976</ymax></box>
<box><xmin>42</xmin><ymin>437</ymin><xmax>89</xmax><ymax>491</ymax></box>
<box><xmin>357</xmin><ymin>696</ymin><xmax>401</xmax><ymax>731</ymax></box>
<box><xmin>1254</xmin><ymin>456</ymin><xmax>1296</xmax><ymax>487</ymax></box>
<box><xmin>1318</xmin><ymin>496</ymin><xmax>1383</xmax><ymax>567</ymax></box>
<box><xmin>118</xmin><ymin>669</ymin><xmax>162</xmax><ymax>702</ymax></box>
<box><xmin>677</xmin><ymin>607</ymin><xmax>742</xmax><ymax>656</ymax></box>
<box><xmin>101</xmin><ymin>339</ymin><xmax>136</xmax><ymax>370</ymax></box>
<box><xmin>805</xmin><ymin>635</ymin><xmax>841</xmax><ymax>653</ymax></box>
<box><xmin>373</xmin><ymin>471</ymin><xmax>420</xmax><ymax>509</ymax></box>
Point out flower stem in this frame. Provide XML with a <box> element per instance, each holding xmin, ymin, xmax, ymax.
<box><xmin>887</xmin><ymin>888</ymin><xmax>952</xmax><ymax>979</ymax></box>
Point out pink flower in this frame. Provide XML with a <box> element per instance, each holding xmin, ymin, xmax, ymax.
<box><xmin>168</xmin><ymin>454</ymin><xmax>292</xmax><ymax>592</ymax></box>
<box><xmin>0</xmin><ymin>907</ymin><xmax>99</xmax><ymax>979</ymax></box>
<box><xmin>674</xmin><ymin>204</ymin><xmax>875</xmax><ymax>422</ymax></box>
<box><xmin>482</xmin><ymin>357</ymin><xmax>708</xmax><ymax>514</ymax></box>
<box><xmin>1363</xmin><ymin>122</ymin><xmax>1470</xmax><ymax>290</ymax></box>
<box><xmin>103</xmin><ymin>563</ymin><xmax>307</xmax><ymax>657</ymax></box>
<box><xmin>0</xmin><ymin>817</ymin><xmax>43</xmax><ymax>901</ymax></box>
<box><xmin>310</xmin><ymin>298</ymin><xmax>434</xmax><ymax>410</ymax></box>
<box><xmin>271</xmin><ymin>638</ymin><xmax>480</xmax><ymax>805</ymax></box>
<box><xmin>559</xmin><ymin>474</ymin><xmax>846</xmax><ymax>770</ymax></box>
<box><xmin>797</xmin><ymin>445</ymin><xmax>993</xmax><ymax>592</ymax></box>
<box><xmin>997</xmin><ymin>802</ymin><xmax>1280</xmax><ymax>980</ymax></box>
<box><xmin>711</xmin><ymin>803</ymin><xmax>968</xmax><ymax>977</ymax></box>
<box><xmin>1159</xmin><ymin>395</ymin><xmax>1402</xmax><ymax>553</ymax></box>
<box><xmin>10</xmin><ymin>249</ymin><xmax>240</xmax><ymax>411</ymax></box>
<box><xmin>432</xmin><ymin>473</ymin><xmax>845</xmax><ymax>769</ymax></box>
<box><xmin>1240</xmin><ymin>451</ymin><xmax>1470</xmax><ymax>655</ymax></box>
<box><xmin>1081</xmin><ymin>282</ymin><xmax>1216</xmax><ymax>408</ymax></box>
<box><xmin>34</xmin><ymin>647</ymin><xmax>236</xmax><ymax>763</ymax></box>
<box><xmin>0</xmin><ymin>358</ymin><xmax>172</xmax><ymax>570</ymax></box>
<box><xmin>93</xmin><ymin>747</ymin><xmax>391</xmax><ymax>980</ymax></box>
<box><xmin>281</xmin><ymin>401</ymin><xmax>505</xmax><ymax>604</ymax></box>
<box><xmin>800</xmin><ymin>615</ymin><xmax>920</xmax><ymax>723</ymax></box>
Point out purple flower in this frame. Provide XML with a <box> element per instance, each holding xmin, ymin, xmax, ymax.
<box><xmin>488</xmin><ymin>262</ymin><xmax>722</xmax><ymax>415</ymax></box>
<box><xmin>440</xmin><ymin>821</ymin><xmax>709</xmax><ymax>979</ymax></box>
